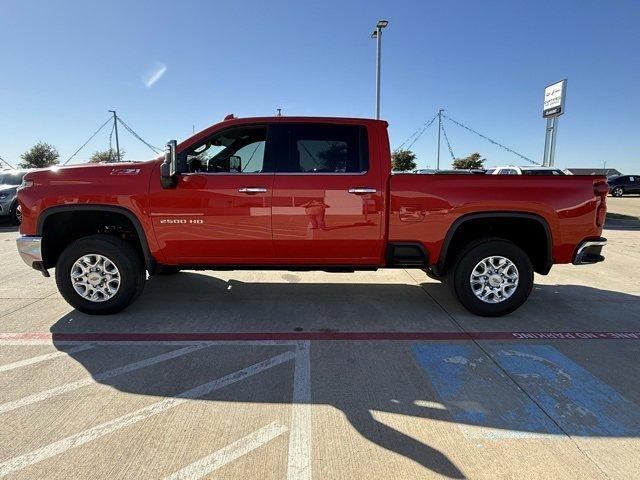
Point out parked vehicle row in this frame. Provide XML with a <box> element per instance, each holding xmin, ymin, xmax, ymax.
<box><xmin>411</xmin><ymin>166</ymin><xmax>565</xmax><ymax>175</ymax></box>
<box><xmin>411</xmin><ymin>167</ymin><xmax>640</xmax><ymax>198</ymax></box>
<box><xmin>0</xmin><ymin>169</ymin><xmax>29</xmax><ymax>225</ymax></box>
<box><xmin>486</xmin><ymin>166</ymin><xmax>565</xmax><ymax>175</ymax></box>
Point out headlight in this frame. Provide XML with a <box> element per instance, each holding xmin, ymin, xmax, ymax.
<box><xmin>0</xmin><ymin>193</ymin><xmax>8</xmax><ymax>200</ymax></box>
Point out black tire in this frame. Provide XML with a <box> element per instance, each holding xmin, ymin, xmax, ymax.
<box><xmin>9</xmin><ymin>202</ymin><xmax>21</xmax><ymax>225</ymax></box>
<box><xmin>450</xmin><ymin>238</ymin><xmax>533</xmax><ymax>317</ymax></box>
<box><xmin>611</xmin><ymin>186</ymin><xmax>624</xmax><ymax>197</ymax></box>
<box><xmin>55</xmin><ymin>234</ymin><xmax>146</xmax><ymax>315</ymax></box>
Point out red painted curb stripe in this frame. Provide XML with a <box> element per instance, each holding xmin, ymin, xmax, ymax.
<box><xmin>1</xmin><ymin>331</ymin><xmax>639</xmax><ymax>341</ymax></box>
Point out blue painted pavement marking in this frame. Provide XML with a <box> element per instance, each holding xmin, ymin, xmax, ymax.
<box><xmin>412</xmin><ymin>343</ymin><xmax>640</xmax><ymax>439</ymax></box>
<box><xmin>487</xmin><ymin>345</ymin><xmax>640</xmax><ymax>437</ymax></box>
<box><xmin>412</xmin><ymin>344</ymin><xmax>561</xmax><ymax>439</ymax></box>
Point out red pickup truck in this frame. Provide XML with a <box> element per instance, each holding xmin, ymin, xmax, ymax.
<box><xmin>16</xmin><ymin>116</ymin><xmax>608</xmax><ymax>317</ymax></box>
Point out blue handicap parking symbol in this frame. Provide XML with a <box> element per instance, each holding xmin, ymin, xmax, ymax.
<box><xmin>412</xmin><ymin>344</ymin><xmax>640</xmax><ymax>439</ymax></box>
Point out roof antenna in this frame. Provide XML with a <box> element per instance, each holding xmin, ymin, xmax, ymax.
<box><xmin>276</xmin><ymin>108</ymin><xmax>282</xmax><ymax>117</ymax></box>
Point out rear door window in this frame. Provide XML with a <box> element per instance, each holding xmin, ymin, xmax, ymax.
<box><xmin>276</xmin><ymin>124</ymin><xmax>369</xmax><ymax>173</ymax></box>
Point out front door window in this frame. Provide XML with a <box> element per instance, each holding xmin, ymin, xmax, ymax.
<box><xmin>186</xmin><ymin>126</ymin><xmax>267</xmax><ymax>173</ymax></box>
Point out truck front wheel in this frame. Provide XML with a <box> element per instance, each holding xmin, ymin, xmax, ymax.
<box><xmin>55</xmin><ymin>235</ymin><xmax>146</xmax><ymax>315</ymax></box>
<box><xmin>451</xmin><ymin>239</ymin><xmax>533</xmax><ymax>317</ymax></box>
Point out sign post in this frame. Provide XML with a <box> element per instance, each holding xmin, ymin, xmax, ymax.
<box><xmin>542</xmin><ymin>79</ymin><xmax>566</xmax><ymax>167</ymax></box>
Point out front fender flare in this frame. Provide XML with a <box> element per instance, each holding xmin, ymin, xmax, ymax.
<box><xmin>37</xmin><ymin>204</ymin><xmax>155</xmax><ymax>271</ymax></box>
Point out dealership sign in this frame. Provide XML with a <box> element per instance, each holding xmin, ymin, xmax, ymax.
<box><xmin>543</xmin><ymin>79</ymin><xmax>566</xmax><ymax>117</ymax></box>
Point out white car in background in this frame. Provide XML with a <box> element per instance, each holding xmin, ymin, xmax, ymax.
<box><xmin>486</xmin><ymin>166</ymin><xmax>566</xmax><ymax>175</ymax></box>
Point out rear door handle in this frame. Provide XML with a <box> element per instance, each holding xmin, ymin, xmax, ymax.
<box><xmin>238</xmin><ymin>187</ymin><xmax>267</xmax><ymax>194</ymax></box>
<box><xmin>348</xmin><ymin>188</ymin><xmax>377</xmax><ymax>195</ymax></box>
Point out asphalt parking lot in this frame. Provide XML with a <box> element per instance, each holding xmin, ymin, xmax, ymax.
<box><xmin>1</xmin><ymin>198</ymin><xmax>639</xmax><ymax>479</ymax></box>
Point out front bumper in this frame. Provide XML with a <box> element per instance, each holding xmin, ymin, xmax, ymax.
<box><xmin>573</xmin><ymin>237</ymin><xmax>607</xmax><ymax>265</ymax></box>
<box><xmin>16</xmin><ymin>235</ymin><xmax>49</xmax><ymax>276</ymax></box>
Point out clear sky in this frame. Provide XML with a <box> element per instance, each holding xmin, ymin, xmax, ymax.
<box><xmin>1</xmin><ymin>0</ymin><xmax>638</xmax><ymax>172</ymax></box>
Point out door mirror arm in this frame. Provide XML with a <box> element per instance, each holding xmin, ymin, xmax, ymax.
<box><xmin>160</xmin><ymin>140</ymin><xmax>178</xmax><ymax>189</ymax></box>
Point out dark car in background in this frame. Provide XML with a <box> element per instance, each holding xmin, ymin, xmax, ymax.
<box><xmin>608</xmin><ymin>175</ymin><xmax>639</xmax><ymax>197</ymax></box>
<box><xmin>0</xmin><ymin>170</ymin><xmax>28</xmax><ymax>224</ymax></box>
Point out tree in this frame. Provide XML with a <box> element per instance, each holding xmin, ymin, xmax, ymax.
<box><xmin>317</xmin><ymin>142</ymin><xmax>347</xmax><ymax>172</ymax></box>
<box><xmin>452</xmin><ymin>152</ymin><xmax>485</xmax><ymax>170</ymax></box>
<box><xmin>391</xmin><ymin>149</ymin><xmax>417</xmax><ymax>172</ymax></box>
<box><xmin>19</xmin><ymin>142</ymin><xmax>59</xmax><ymax>168</ymax></box>
<box><xmin>89</xmin><ymin>149</ymin><xmax>125</xmax><ymax>163</ymax></box>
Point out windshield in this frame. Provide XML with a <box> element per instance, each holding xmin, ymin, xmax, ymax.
<box><xmin>0</xmin><ymin>173</ymin><xmax>24</xmax><ymax>185</ymax></box>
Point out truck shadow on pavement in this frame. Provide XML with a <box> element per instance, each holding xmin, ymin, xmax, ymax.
<box><xmin>50</xmin><ymin>272</ymin><xmax>640</xmax><ymax>334</ymax></box>
<box><xmin>48</xmin><ymin>273</ymin><xmax>640</xmax><ymax>478</ymax></box>
<box><xmin>604</xmin><ymin>218</ymin><xmax>640</xmax><ymax>231</ymax></box>
<box><xmin>0</xmin><ymin>222</ymin><xmax>18</xmax><ymax>233</ymax></box>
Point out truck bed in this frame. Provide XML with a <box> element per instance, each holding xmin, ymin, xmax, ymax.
<box><xmin>389</xmin><ymin>173</ymin><xmax>607</xmax><ymax>266</ymax></box>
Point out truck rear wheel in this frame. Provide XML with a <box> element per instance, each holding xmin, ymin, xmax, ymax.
<box><xmin>55</xmin><ymin>234</ymin><xmax>146</xmax><ymax>315</ymax></box>
<box><xmin>451</xmin><ymin>239</ymin><xmax>533</xmax><ymax>317</ymax></box>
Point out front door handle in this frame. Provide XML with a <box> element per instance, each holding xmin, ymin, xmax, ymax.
<box><xmin>348</xmin><ymin>188</ymin><xmax>377</xmax><ymax>195</ymax></box>
<box><xmin>238</xmin><ymin>187</ymin><xmax>267</xmax><ymax>194</ymax></box>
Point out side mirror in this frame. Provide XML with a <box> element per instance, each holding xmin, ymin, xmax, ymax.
<box><xmin>160</xmin><ymin>140</ymin><xmax>177</xmax><ymax>189</ymax></box>
<box><xmin>229</xmin><ymin>155</ymin><xmax>241</xmax><ymax>173</ymax></box>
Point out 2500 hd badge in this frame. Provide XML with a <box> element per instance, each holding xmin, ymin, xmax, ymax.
<box><xmin>159</xmin><ymin>218</ymin><xmax>204</xmax><ymax>224</ymax></box>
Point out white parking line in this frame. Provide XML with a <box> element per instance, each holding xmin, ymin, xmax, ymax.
<box><xmin>0</xmin><ymin>343</ymin><xmax>210</xmax><ymax>414</ymax></box>
<box><xmin>287</xmin><ymin>341</ymin><xmax>312</xmax><ymax>480</ymax></box>
<box><xmin>163</xmin><ymin>422</ymin><xmax>288</xmax><ymax>480</ymax></box>
<box><xmin>0</xmin><ymin>350</ymin><xmax>295</xmax><ymax>478</ymax></box>
<box><xmin>0</xmin><ymin>344</ymin><xmax>94</xmax><ymax>373</ymax></box>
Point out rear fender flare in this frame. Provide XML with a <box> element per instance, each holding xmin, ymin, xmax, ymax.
<box><xmin>436</xmin><ymin>211</ymin><xmax>553</xmax><ymax>275</ymax></box>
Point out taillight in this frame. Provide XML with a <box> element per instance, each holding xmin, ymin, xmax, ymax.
<box><xmin>596</xmin><ymin>205</ymin><xmax>606</xmax><ymax>227</ymax></box>
<box><xmin>594</xmin><ymin>182</ymin><xmax>609</xmax><ymax>196</ymax></box>
<box><xmin>594</xmin><ymin>181</ymin><xmax>608</xmax><ymax>227</ymax></box>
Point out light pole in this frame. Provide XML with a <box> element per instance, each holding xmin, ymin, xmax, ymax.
<box><xmin>108</xmin><ymin>110</ymin><xmax>121</xmax><ymax>162</ymax></box>
<box><xmin>371</xmin><ymin>20</ymin><xmax>388</xmax><ymax>120</ymax></box>
<box><xmin>436</xmin><ymin>108</ymin><xmax>443</xmax><ymax>171</ymax></box>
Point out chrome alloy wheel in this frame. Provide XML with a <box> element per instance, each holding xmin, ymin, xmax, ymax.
<box><xmin>470</xmin><ymin>255</ymin><xmax>519</xmax><ymax>304</ymax></box>
<box><xmin>70</xmin><ymin>254</ymin><xmax>120</xmax><ymax>302</ymax></box>
<box><xmin>15</xmin><ymin>205</ymin><xmax>22</xmax><ymax>223</ymax></box>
